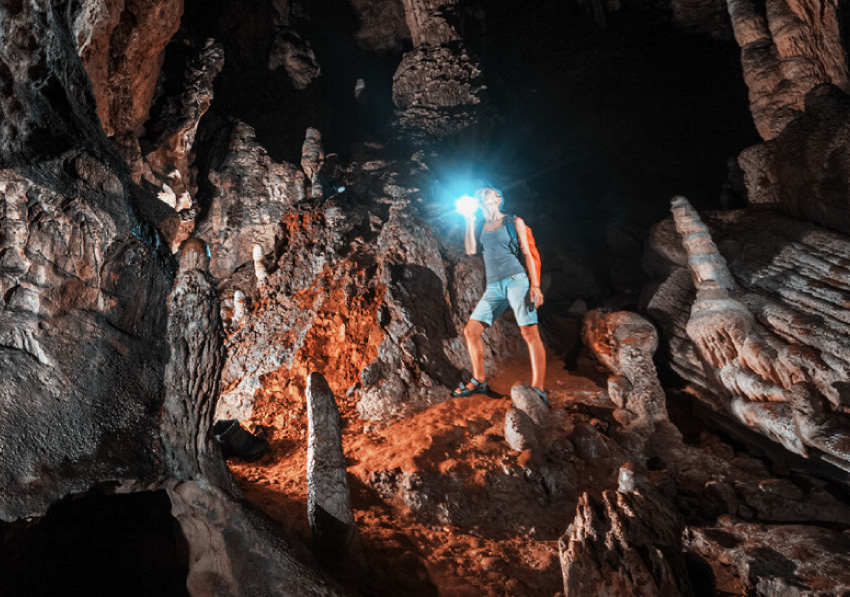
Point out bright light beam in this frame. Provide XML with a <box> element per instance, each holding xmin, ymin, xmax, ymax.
<box><xmin>454</xmin><ymin>194</ymin><xmax>479</xmax><ymax>218</ymax></box>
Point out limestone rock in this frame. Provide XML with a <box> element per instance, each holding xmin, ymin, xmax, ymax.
<box><xmin>646</xmin><ymin>199</ymin><xmax>850</xmax><ymax>471</ymax></box>
<box><xmin>306</xmin><ymin>373</ymin><xmax>358</xmax><ymax>563</ymax></box>
<box><xmin>739</xmin><ymin>85</ymin><xmax>850</xmax><ymax>237</ymax></box>
<box><xmin>504</xmin><ymin>407</ymin><xmax>538</xmax><ymax>452</ymax></box>
<box><xmin>510</xmin><ymin>383</ymin><xmax>549</xmax><ymax>427</ymax></box>
<box><xmin>161</xmin><ymin>238</ymin><xmax>231</xmax><ymax>487</ymax></box>
<box><xmin>0</xmin><ymin>163</ymin><xmax>171</xmax><ymax>521</ymax></box>
<box><xmin>726</xmin><ymin>0</ymin><xmax>849</xmax><ymax>140</ymax></box>
<box><xmin>582</xmin><ymin>310</ymin><xmax>667</xmax><ymax>430</ymax></box>
<box><xmin>684</xmin><ymin>521</ymin><xmax>850</xmax><ymax>595</ymax></box>
<box><xmin>74</xmin><ymin>0</ymin><xmax>184</xmax><ymax>142</ymax></box>
<box><xmin>195</xmin><ymin>121</ymin><xmax>306</xmax><ymax>279</ymax></box>
<box><xmin>349</xmin><ymin>0</ymin><xmax>410</xmax><ymax>53</ymax></box>
<box><xmin>392</xmin><ymin>46</ymin><xmax>485</xmax><ymax>110</ymax></box>
<box><xmin>142</xmin><ymin>39</ymin><xmax>225</xmax><ymax>202</ymax></box>
<box><xmin>0</xmin><ymin>0</ymin><xmax>115</xmax><ymax>165</ymax></box>
<box><xmin>166</xmin><ymin>481</ymin><xmax>346</xmax><ymax>597</ymax></box>
<box><xmin>268</xmin><ymin>28</ymin><xmax>321</xmax><ymax>90</ymax></box>
<box><xmin>559</xmin><ymin>472</ymin><xmax>693</xmax><ymax>597</ymax></box>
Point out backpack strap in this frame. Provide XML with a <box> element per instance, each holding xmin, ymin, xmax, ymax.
<box><xmin>504</xmin><ymin>213</ymin><xmax>520</xmax><ymax>258</ymax></box>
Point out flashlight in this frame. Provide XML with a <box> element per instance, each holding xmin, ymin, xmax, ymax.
<box><xmin>455</xmin><ymin>194</ymin><xmax>479</xmax><ymax>218</ymax></box>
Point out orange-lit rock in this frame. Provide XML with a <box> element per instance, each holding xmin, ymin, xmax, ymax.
<box><xmin>74</xmin><ymin>0</ymin><xmax>184</xmax><ymax>143</ymax></box>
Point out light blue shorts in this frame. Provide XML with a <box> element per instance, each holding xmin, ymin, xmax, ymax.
<box><xmin>470</xmin><ymin>273</ymin><xmax>538</xmax><ymax>327</ymax></box>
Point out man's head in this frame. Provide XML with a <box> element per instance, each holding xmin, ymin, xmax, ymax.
<box><xmin>475</xmin><ymin>186</ymin><xmax>504</xmax><ymax>216</ymax></box>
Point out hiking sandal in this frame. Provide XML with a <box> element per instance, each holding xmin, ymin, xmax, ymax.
<box><xmin>532</xmin><ymin>387</ymin><xmax>550</xmax><ymax>407</ymax></box>
<box><xmin>452</xmin><ymin>378</ymin><xmax>488</xmax><ymax>397</ymax></box>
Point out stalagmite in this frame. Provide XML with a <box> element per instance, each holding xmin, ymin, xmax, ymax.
<box><xmin>162</xmin><ymin>237</ymin><xmax>230</xmax><ymax>485</ymax></box>
<box><xmin>253</xmin><ymin>243</ymin><xmax>269</xmax><ymax>287</ymax></box>
<box><xmin>559</xmin><ymin>463</ymin><xmax>693</xmax><ymax>596</ymax></box>
<box><xmin>307</xmin><ymin>372</ymin><xmax>359</xmax><ymax>564</ymax></box>
<box><xmin>301</xmin><ymin>127</ymin><xmax>324</xmax><ymax>200</ymax></box>
<box><xmin>582</xmin><ymin>310</ymin><xmax>667</xmax><ymax>431</ymax></box>
<box><xmin>232</xmin><ymin>289</ymin><xmax>246</xmax><ymax>324</ymax></box>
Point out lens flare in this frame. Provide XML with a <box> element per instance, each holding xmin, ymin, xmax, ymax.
<box><xmin>455</xmin><ymin>194</ymin><xmax>479</xmax><ymax>217</ymax></box>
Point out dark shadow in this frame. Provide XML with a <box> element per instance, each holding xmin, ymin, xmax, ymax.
<box><xmin>0</xmin><ymin>490</ymin><xmax>189</xmax><ymax>597</ymax></box>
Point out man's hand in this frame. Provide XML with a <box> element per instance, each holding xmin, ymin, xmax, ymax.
<box><xmin>530</xmin><ymin>286</ymin><xmax>544</xmax><ymax>308</ymax></box>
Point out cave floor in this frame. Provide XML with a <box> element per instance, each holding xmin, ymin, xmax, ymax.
<box><xmin>228</xmin><ymin>356</ymin><xmax>607</xmax><ymax>596</ymax></box>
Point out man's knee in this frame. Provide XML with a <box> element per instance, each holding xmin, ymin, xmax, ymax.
<box><xmin>520</xmin><ymin>324</ymin><xmax>539</xmax><ymax>342</ymax></box>
<box><xmin>464</xmin><ymin>320</ymin><xmax>485</xmax><ymax>339</ymax></box>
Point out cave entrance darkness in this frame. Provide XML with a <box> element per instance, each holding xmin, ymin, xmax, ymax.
<box><xmin>0</xmin><ymin>490</ymin><xmax>189</xmax><ymax>597</ymax></box>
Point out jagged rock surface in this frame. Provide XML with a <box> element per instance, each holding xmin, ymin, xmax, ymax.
<box><xmin>73</xmin><ymin>0</ymin><xmax>184</xmax><ymax>144</ymax></box>
<box><xmin>162</xmin><ymin>238</ymin><xmax>230</xmax><ymax>485</ymax></box>
<box><xmin>142</xmin><ymin>40</ymin><xmax>225</xmax><ymax>201</ymax></box>
<box><xmin>582</xmin><ymin>310</ymin><xmax>668</xmax><ymax>431</ymax></box>
<box><xmin>195</xmin><ymin>121</ymin><xmax>306</xmax><ymax>279</ymax></box>
<box><xmin>684</xmin><ymin>520</ymin><xmax>850</xmax><ymax>595</ymax></box>
<box><xmin>726</xmin><ymin>0</ymin><xmax>849</xmax><ymax>140</ymax></box>
<box><xmin>558</xmin><ymin>469</ymin><xmax>693</xmax><ymax>597</ymax></box>
<box><xmin>739</xmin><ymin>84</ymin><xmax>850</xmax><ymax>237</ymax></box>
<box><xmin>0</xmin><ymin>162</ymin><xmax>171</xmax><ymax>521</ymax></box>
<box><xmin>219</xmin><ymin>150</ymin><xmax>526</xmax><ymax>425</ymax></box>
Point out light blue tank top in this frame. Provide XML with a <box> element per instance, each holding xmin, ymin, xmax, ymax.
<box><xmin>480</xmin><ymin>223</ymin><xmax>526</xmax><ymax>284</ymax></box>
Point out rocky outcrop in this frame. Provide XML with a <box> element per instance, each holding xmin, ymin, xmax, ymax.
<box><xmin>0</xmin><ymin>0</ymin><xmax>116</xmax><ymax>166</ymax></box>
<box><xmin>726</xmin><ymin>0</ymin><xmax>849</xmax><ymax>140</ymax></box>
<box><xmin>73</xmin><ymin>0</ymin><xmax>185</xmax><ymax>146</ymax></box>
<box><xmin>559</xmin><ymin>464</ymin><xmax>693</xmax><ymax>597</ymax></box>
<box><xmin>195</xmin><ymin>121</ymin><xmax>306</xmax><ymax>279</ymax></box>
<box><xmin>582</xmin><ymin>310</ymin><xmax>668</xmax><ymax>432</ymax></box>
<box><xmin>142</xmin><ymin>40</ymin><xmax>225</xmax><ymax>203</ymax></box>
<box><xmin>0</xmin><ymin>160</ymin><xmax>170</xmax><ymax>522</ymax></box>
<box><xmin>685</xmin><ymin>520</ymin><xmax>850</xmax><ymax>595</ymax></box>
<box><xmin>739</xmin><ymin>84</ymin><xmax>850</xmax><ymax>237</ymax></box>
<box><xmin>645</xmin><ymin>197</ymin><xmax>850</xmax><ymax>471</ymax></box>
<box><xmin>392</xmin><ymin>0</ymin><xmax>486</xmax><ymax>136</ymax></box>
<box><xmin>349</xmin><ymin>0</ymin><xmax>410</xmax><ymax>53</ymax></box>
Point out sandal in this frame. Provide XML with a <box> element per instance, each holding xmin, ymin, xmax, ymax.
<box><xmin>452</xmin><ymin>378</ymin><xmax>488</xmax><ymax>397</ymax></box>
<box><xmin>532</xmin><ymin>387</ymin><xmax>550</xmax><ymax>407</ymax></box>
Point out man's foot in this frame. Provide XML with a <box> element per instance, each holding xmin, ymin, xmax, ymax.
<box><xmin>452</xmin><ymin>378</ymin><xmax>488</xmax><ymax>397</ymax></box>
<box><xmin>532</xmin><ymin>387</ymin><xmax>549</xmax><ymax>407</ymax></box>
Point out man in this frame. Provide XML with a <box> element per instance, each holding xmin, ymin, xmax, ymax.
<box><xmin>452</xmin><ymin>186</ymin><xmax>548</xmax><ymax>405</ymax></box>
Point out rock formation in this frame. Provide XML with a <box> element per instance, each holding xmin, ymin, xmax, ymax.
<box><xmin>195</xmin><ymin>121</ymin><xmax>306</xmax><ymax>279</ymax></box>
<box><xmin>559</xmin><ymin>463</ymin><xmax>693</xmax><ymax>597</ymax></box>
<box><xmin>739</xmin><ymin>84</ymin><xmax>850</xmax><ymax>237</ymax></box>
<box><xmin>725</xmin><ymin>0</ymin><xmax>849</xmax><ymax>140</ymax></box>
<box><xmin>582</xmin><ymin>310</ymin><xmax>668</xmax><ymax>432</ymax></box>
<box><xmin>306</xmin><ymin>373</ymin><xmax>359</xmax><ymax>564</ymax></box>
<box><xmin>392</xmin><ymin>0</ymin><xmax>486</xmax><ymax>136</ymax></box>
<box><xmin>646</xmin><ymin>196</ymin><xmax>850</xmax><ymax>472</ymax></box>
<box><xmin>73</xmin><ymin>0</ymin><xmax>185</xmax><ymax>157</ymax></box>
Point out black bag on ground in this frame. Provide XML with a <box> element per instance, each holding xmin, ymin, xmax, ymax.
<box><xmin>213</xmin><ymin>419</ymin><xmax>269</xmax><ymax>461</ymax></box>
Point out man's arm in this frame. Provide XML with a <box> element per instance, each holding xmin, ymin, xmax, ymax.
<box><xmin>464</xmin><ymin>215</ymin><xmax>477</xmax><ymax>255</ymax></box>
<box><xmin>515</xmin><ymin>217</ymin><xmax>544</xmax><ymax>307</ymax></box>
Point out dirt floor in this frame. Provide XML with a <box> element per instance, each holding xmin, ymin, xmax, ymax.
<box><xmin>228</xmin><ymin>356</ymin><xmax>609</xmax><ymax>596</ymax></box>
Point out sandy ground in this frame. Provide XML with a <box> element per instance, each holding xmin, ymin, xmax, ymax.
<box><xmin>228</xmin><ymin>356</ymin><xmax>608</xmax><ymax>596</ymax></box>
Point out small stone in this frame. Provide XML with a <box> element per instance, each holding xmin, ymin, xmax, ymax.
<box><xmin>511</xmin><ymin>383</ymin><xmax>549</xmax><ymax>426</ymax></box>
<box><xmin>504</xmin><ymin>408</ymin><xmax>538</xmax><ymax>452</ymax></box>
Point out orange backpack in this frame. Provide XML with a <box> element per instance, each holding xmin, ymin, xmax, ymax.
<box><xmin>505</xmin><ymin>214</ymin><xmax>542</xmax><ymax>283</ymax></box>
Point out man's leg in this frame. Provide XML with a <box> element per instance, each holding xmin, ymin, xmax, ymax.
<box><xmin>462</xmin><ymin>319</ymin><xmax>488</xmax><ymax>390</ymax></box>
<box><xmin>520</xmin><ymin>324</ymin><xmax>546</xmax><ymax>391</ymax></box>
